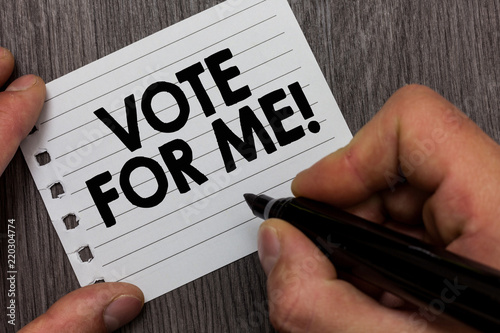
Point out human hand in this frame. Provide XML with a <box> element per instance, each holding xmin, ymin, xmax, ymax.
<box><xmin>258</xmin><ymin>84</ymin><xmax>500</xmax><ymax>332</ymax></box>
<box><xmin>0</xmin><ymin>46</ymin><xmax>144</xmax><ymax>332</ymax></box>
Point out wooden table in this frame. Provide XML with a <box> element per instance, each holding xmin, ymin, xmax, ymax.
<box><xmin>1</xmin><ymin>1</ymin><xmax>499</xmax><ymax>332</ymax></box>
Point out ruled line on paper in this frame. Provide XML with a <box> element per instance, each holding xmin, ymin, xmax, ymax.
<box><xmin>113</xmin><ymin>171</ymin><xmax>296</xmax><ymax>280</ymax></box>
<box><xmin>92</xmin><ymin>131</ymin><xmax>331</xmax><ymax>246</ymax></box>
<box><xmin>102</xmin><ymin>199</ymin><xmax>248</xmax><ymax>266</ymax></box>
<box><xmin>41</xmin><ymin>12</ymin><xmax>276</xmax><ymax>126</ymax></box>
<box><xmin>43</xmin><ymin>0</ymin><xmax>268</xmax><ymax>103</ymax></box>
<box><xmin>50</xmin><ymin>74</ymin><xmax>204</xmax><ymax>145</ymax></box>
<box><xmin>103</xmin><ymin>174</ymin><xmax>302</xmax><ymax>267</ymax></box>
<box><xmin>116</xmin><ymin>216</ymin><xmax>258</xmax><ymax>282</ymax></box>
<box><xmin>85</xmin><ymin>137</ymin><xmax>275</xmax><ymax>229</ymax></box>
<box><xmin>48</xmin><ymin>31</ymin><xmax>286</xmax><ymax>144</ymax></box>
<box><xmin>56</xmin><ymin>90</ymin><xmax>212</xmax><ymax>159</ymax></box>
<box><xmin>86</xmin><ymin>130</ymin><xmax>278</xmax><ymax>220</ymax></box>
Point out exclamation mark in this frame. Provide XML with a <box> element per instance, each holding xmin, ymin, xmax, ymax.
<box><xmin>289</xmin><ymin>82</ymin><xmax>321</xmax><ymax>134</ymax></box>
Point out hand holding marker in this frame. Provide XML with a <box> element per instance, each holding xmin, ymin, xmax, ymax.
<box><xmin>251</xmin><ymin>85</ymin><xmax>500</xmax><ymax>332</ymax></box>
<box><xmin>245</xmin><ymin>193</ymin><xmax>500</xmax><ymax>331</ymax></box>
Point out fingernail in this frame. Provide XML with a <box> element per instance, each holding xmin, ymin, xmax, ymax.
<box><xmin>258</xmin><ymin>225</ymin><xmax>280</xmax><ymax>276</ymax></box>
<box><xmin>103</xmin><ymin>295</ymin><xmax>143</xmax><ymax>332</ymax></box>
<box><xmin>6</xmin><ymin>75</ymin><xmax>37</xmax><ymax>92</ymax></box>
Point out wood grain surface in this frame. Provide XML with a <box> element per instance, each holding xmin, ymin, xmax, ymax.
<box><xmin>1</xmin><ymin>0</ymin><xmax>499</xmax><ymax>332</ymax></box>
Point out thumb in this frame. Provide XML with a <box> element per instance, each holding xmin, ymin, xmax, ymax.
<box><xmin>0</xmin><ymin>74</ymin><xmax>46</xmax><ymax>174</ymax></box>
<box><xmin>258</xmin><ymin>219</ymin><xmax>459</xmax><ymax>333</ymax></box>
<box><xmin>19</xmin><ymin>282</ymin><xmax>144</xmax><ymax>333</ymax></box>
<box><xmin>258</xmin><ymin>218</ymin><xmax>344</xmax><ymax>332</ymax></box>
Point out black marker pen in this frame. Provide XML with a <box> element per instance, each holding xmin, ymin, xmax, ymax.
<box><xmin>244</xmin><ymin>194</ymin><xmax>500</xmax><ymax>331</ymax></box>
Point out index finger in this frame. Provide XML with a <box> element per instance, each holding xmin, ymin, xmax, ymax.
<box><xmin>292</xmin><ymin>84</ymin><xmax>500</xmax><ymax>208</ymax></box>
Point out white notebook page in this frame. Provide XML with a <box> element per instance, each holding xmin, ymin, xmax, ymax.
<box><xmin>20</xmin><ymin>0</ymin><xmax>352</xmax><ymax>301</ymax></box>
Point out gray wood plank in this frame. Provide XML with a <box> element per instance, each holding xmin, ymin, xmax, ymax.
<box><xmin>1</xmin><ymin>0</ymin><xmax>499</xmax><ymax>332</ymax></box>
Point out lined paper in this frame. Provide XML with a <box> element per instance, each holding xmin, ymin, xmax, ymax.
<box><xmin>20</xmin><ymin>0</ymin><xmax>352</xmax><ymax>301</ymax></box>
